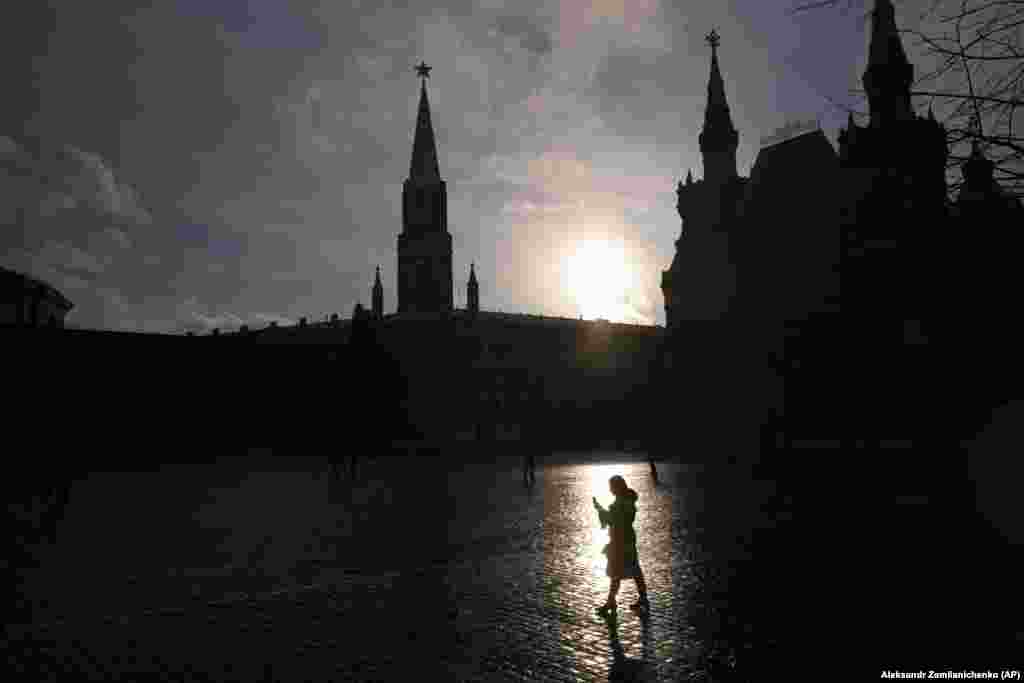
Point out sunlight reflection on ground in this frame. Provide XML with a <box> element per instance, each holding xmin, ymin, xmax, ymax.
<box><xmin>20</xmin><ymin>455</ymin><xmax>748</xmax><ymax>680</ymax></box>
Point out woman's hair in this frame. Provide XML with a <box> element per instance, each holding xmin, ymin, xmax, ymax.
<box><xmin>609</xmin><ymin>475</ymin><xmax>627</xmax><ymax>495</ymax></box>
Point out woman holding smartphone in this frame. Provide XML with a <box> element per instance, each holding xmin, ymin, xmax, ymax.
<box><xmin>593</xmin><ymin>475</ymin><xmax>650</xmax><ymax>616</ymax></box>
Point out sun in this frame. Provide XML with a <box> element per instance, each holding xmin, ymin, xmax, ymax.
<box><xmin>567</xmin><ymin>238</ymin><xmax>631</xmax><ymax>321</ymax></box>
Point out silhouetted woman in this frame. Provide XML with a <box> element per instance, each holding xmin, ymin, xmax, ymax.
<box><xmin>593</xmin><ymin>475</ymin><xmax>650</xmax><ymax>616</ymax></box>
<box><xmin>523</xmin><ymin>452</ymin><xmax>536</xmax><ymax>486</ymax></box>
<box><xmin>328</xmin><ymin>453</ymin><xmax>357</xmax><ymax>481</ymax></box>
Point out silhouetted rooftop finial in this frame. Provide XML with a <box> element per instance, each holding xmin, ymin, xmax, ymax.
<box><xmin>967</xmin><ymin>112</ymin><xmax>985</xmax><ymax>155</ymax></box>
<box><xmin>705</xmin><ymin>29</ymin><xmax>720</xmax><ymax>50</ymax></box>
<box><xmin>415</xmin><ymin>61</ymin><xmax>432</xmax><ymax>80</ymax></box>
<box><xmin>686</xmin><ymin>169</ymin><xmax>693</xmax><ymax>185</ymax></box>
<box><xmin>969</xmin><ymin>112</ymin><xmax>982</xmax><ymax>135</ymax></box>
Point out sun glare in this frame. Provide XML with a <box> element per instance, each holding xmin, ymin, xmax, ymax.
<box><xmin>567</xmin><ymin>239</ymin><xmax>632</xmax><ymax>322</ymax></box>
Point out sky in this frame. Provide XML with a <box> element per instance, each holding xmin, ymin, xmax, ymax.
<box><xmin>1</xmin><ymin>0</ymin><xmax>932</xmax><ymax>333</ymax></box>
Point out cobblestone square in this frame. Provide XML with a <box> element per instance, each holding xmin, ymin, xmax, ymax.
<box><xmin>7</xmin><ymin>452</ymin><xmax>1018</xmax><ymax>679</ymax></box>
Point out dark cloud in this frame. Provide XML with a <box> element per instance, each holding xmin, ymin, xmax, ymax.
<box><xmin>494</xmin><ymin>14</ymin><xmax>554</xmax><ymax>56</ymax></box>
<box><xmin>3</xmin><ymin>1</ymin><xmax>884</xmax><ymax>331</ymax></box>
<box><xmin>589</xmin><ymin>51</ymin><xmax>690</xmax><ymax>144</ymax></box>
<box><xmin>592</xmin><ymin>51</ymin><xmax>671</xmax><ymax>99</ymax></box>
<box><xmin>0</xmin><ymin>134</ymin><xmax>187</xmax><ymax>330</ymax></box>
<box><xmin>0</xmin><ymin>5</ymin><xmax>51</xmax><ymax>137</ymax></box>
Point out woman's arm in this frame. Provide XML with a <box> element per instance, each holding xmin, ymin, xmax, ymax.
<box><xmin>606</xmin><ymin>501</ymin><xmax>627</xmax><ymax>530</ymax></box>
<box><xmin>594</xmin><ymin>498</ymin><xmax>610</xmax><ymax>529</ymax></box>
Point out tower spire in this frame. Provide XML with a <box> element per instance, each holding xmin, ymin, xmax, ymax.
<box><xmin>398</xmin><ymin>60</ymin><xmax>453</xmax><ymax>314</ymax></box>
<box><xmin>863</xmin><ymin>0</ymin><xmax>914</xmax><ymax>127</ymax></box>
<box><xmin>703</xmin><ymin>30</ymin><xmax>733</xmax><ymax>132</ymax></box>
<box><xmin>409</xmin><ymin>61</ymin><xmax>441</xmax><ymax>181</ymax></box>
<box><xmin>698</xmin><ymin>29</ymin><xmax>739</xmax><ymax>184</ymax></box>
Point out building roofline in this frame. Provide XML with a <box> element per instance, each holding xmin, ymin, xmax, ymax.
<box><xmin>0</xmin><ymin>266</ymin><xmax>74</xmax><ymax>309</ymax></box>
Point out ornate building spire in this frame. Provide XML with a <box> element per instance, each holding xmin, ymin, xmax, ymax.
<box><xmin>698</xmin><ymin>29</ymin><xmax>739</xmax><ymax>184</ymax></box>
<box><xmin>703</xmin><ymin>30</ymin><xmax>733</xmax><ymax>132</ymax></box>
<box><xmin>409</xmin><ymin>61</ymin><xmax>441</xmax><ymax>181</ymax></box>
<box><xmin>863</xmin><ymin>0</ymin><xmax>914</xmax><ymax>127</ymax></box>
<box><xmin>398</xmin><ymin>60</ymin><xmax>453</xmax><ymax>314</ymax></box>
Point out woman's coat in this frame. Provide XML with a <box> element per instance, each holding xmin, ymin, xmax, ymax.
<box><xmin>597</xmin><ymin>488</ymin><xmax>641</xmax><ymax>579</ymax></box>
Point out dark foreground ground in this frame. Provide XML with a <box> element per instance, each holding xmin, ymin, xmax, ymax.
<box><xmin>5</xmin><ymin>450</ymin><xmax>1021</xmax><ymax>680</ymax></box>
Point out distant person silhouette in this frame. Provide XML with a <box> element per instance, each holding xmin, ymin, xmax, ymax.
<box><xmin>328</xmin><ymin>453</ymin><xmax>357</xmax><ymax>482</ymax></box>
<box><xmin>593</xmin><ymin>475</ymin><xmax>650</xmax><ymax>616</ymax></box>
<box><xmin>523</xmin><ymin>452</ymin><xmax>536</xmax><ymax>486</ymax></box>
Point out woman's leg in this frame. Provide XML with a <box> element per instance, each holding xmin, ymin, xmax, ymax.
<box><xmin>635</xmin><ymin>571</ymin><xmax>649</xmax><ymax>602</ymax></box>
<box><xmin>607</xmin><ymin>577</ymin><xmax>621</xmax><ymax>605</ymax></box>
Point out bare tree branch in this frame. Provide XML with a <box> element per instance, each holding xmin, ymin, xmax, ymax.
<box><xmin>788</xmin><ymin>0</ymin><xmax>849</xmax><ymax>14</ymax></box>
<box><xmin>795</xmin><ymin>0</ymin><xmax>1024</xmax><ymax>199</ymax></box>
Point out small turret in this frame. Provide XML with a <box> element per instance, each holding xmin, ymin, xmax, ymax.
<box><xmin>467</xmin><ymin>263</ymin><xmax>479</xmax><ymax>315</ymax></box>
<box><xmin>963</xmin><ymin>139</ymin><xmax>995</xmax><ymax>193</ymax></box>
<box><xmin>838</xmin><ymin>111</ymin><xmax>863</xmax><ymax>165</ymax></box>
<box><xmin>372</xmin><ymin>265</ymin><xmax>384</xmax><ymax>319</ymax></box>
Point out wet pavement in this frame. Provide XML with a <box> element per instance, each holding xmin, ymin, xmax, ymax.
<box><xmin>7</xmin><ymin>451</ymin><xmax>1020</xmax><ymax>679</ymax></box>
